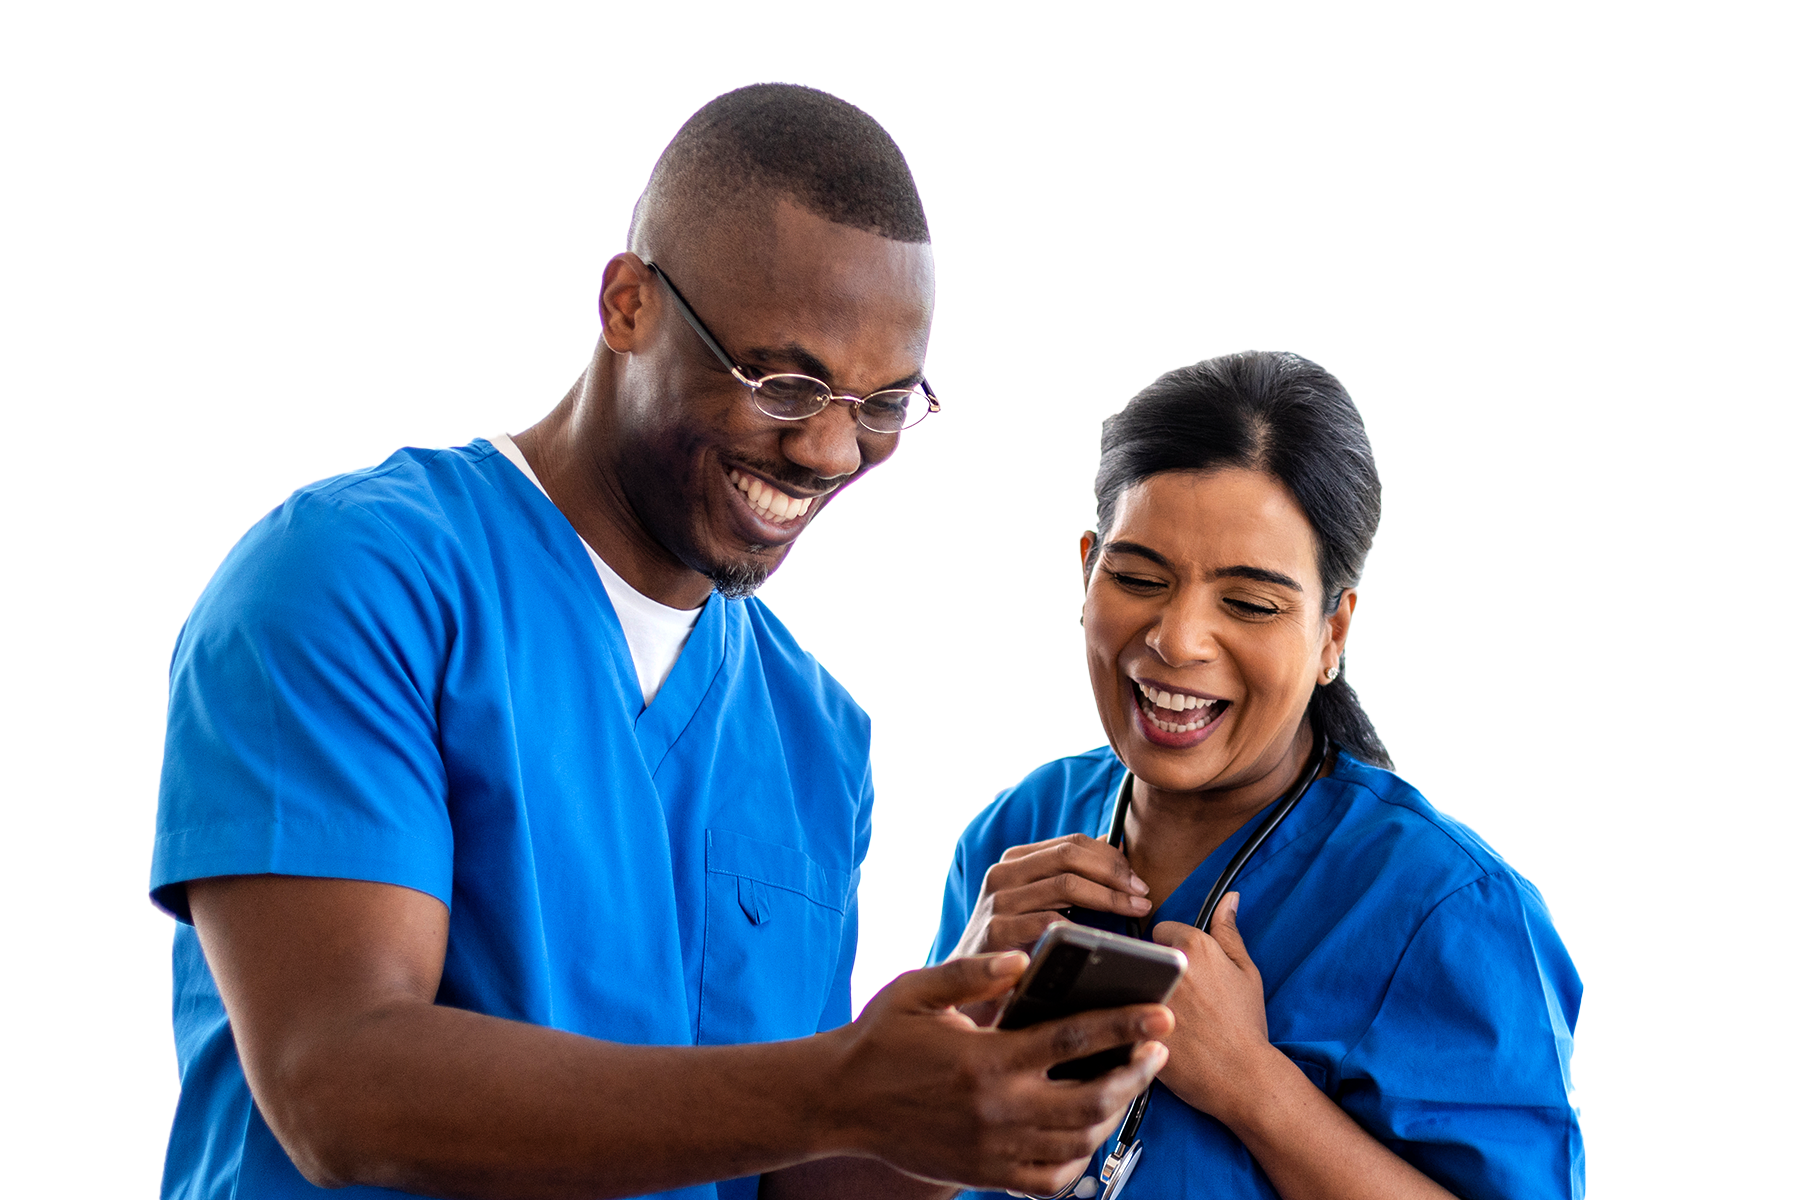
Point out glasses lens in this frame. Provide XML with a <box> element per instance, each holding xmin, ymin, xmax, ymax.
<box><xmin>858</xmin><ymin>387</ymin><xmax>933</xmax><ymax>433</ymax></box>
<box><xmin>750</xmin><ymin>374</ymin><xmax>832</xmax><ymax>421</ymax></box>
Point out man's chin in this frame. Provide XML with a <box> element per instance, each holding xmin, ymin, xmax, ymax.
<box><xmin>707</xmin><ymin>559</ymin><xmax>775</xmax><ymax>600</ymax></box>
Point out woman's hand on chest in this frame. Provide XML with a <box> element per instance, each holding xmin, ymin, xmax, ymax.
<box><xmin>1149</xmin><ymin>892</ymin><xmax>1291</xmax><ymax>1122</ymax></box>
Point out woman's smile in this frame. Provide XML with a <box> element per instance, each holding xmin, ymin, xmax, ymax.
<box><xmin>1130</xmin><ymin>679</ymin><xmax>1231</xmax><ymax>745</ymax></box>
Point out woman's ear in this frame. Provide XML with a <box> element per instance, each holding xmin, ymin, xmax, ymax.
<box><xmin>1320</xmin><ymin>588</ymin><xmax>1358</xmax><ymax>682</ymax></box>
<box><xmin>1079</xmin><ymin>531</ymin><xmax>1098</xmax><ymax>587</ymax></box>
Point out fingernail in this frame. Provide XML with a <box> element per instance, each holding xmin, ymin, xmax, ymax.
<box><xmin>1129</xmin><ymin>896</ymin><xmax>1152</xmax><ymax>913</ymax></box>
<box><xmin>1128</xmin><ymin>874</ymin><xmax>1150</xmax><ymax>896</ymax></box>
<box><xmin>987</xmin><ymin>951</ymin><xmax>1028</xmax><ymax>976</ymax></box>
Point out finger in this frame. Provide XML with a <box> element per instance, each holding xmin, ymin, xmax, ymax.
<box><xmin>891</xmin><ymin>952</ymin><xmax>1029</xmax><ymax>1011</ymax></box>
<box><xmin>996</xmin><ymin>832</ymin><xmax>1105</xmax><ymax>863</ymax></box>
<box><xmin>1209</xmin><ymin>892</ymin><xmax>1257</xmax><ymax>972</ymax></box>
<box><xmin>1012</xmin><ymin>1040</ymin><xmax>1170</xmax><ymax>1133</ymax></box>
<box><xmin>1007</xmin><ymin>1158</ymin><xmax>1097</xmax><ymax>1198</ymax></box>
<box><xmin>987</xmin><ymin>912</ymin><xmax>1068</xmax><ymax>953</ymax></box>
<box><xmin>1093</xmin><ymin>1038</ymin><xmax>1170</xmax><ymax>1103</ymax></box>
<box><xmin>1070</xmin><ymin>1039</ymin><xmax>1170</xmax><ymax>1113</ymax></box>
<box><xmin>1007</xmin><ymin>1003</ymin><xmax>1173</xmax><ymax>1072</ymax></box>
<box><xmin>1150</xmin><ymin>920</ymin><xmax>1202</xmax><ymax>955</ymax></box>
<box><xmin>995</xmin><ymin>873</ymin><xmax>1153</xmax><ymax>919</ymax></box>
<box><xmin>990</xmin><ymin>840</ymin><xmax>1147</xmax><ymax>899</ymax></box>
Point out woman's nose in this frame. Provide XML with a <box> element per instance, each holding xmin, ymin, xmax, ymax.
<box><xmin>1146</xmin><ymin>599</ymin><xmax>1219</xmax><ymax>666</ymax></box>
<box><xmin>781</xmin><ymin>401</ymin><xmax>865</xmax><ymax>481</ymax></box>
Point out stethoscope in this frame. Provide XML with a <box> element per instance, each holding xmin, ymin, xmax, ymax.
<box><xmin>1040</xmin><ymin>733</ymin><xmax>1331</xmax><ymax>1200</ymax></box>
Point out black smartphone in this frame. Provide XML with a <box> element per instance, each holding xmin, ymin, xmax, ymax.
<box><xmin>995</xmin><ymin>922</ymin><xmax>1187</xmax><ymax>1080</ymax></box>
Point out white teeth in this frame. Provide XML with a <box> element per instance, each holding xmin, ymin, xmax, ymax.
<box><xmin>1135</xmin><ymin>683</ymin><xmax>1225</xmax><ymax>733</ymax></box>
<box><xmin>1137</xmin><ymin>682</ymin><xmax>1215</xmax><ymax>712</ymax></box>
<box><xmin>730</xmin><ymin>470</ymin><xmax>812</xmax><ymax>524</ymax></box>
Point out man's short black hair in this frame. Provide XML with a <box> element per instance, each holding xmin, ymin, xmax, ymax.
<box><xmin>631</xmin><ymin>84</ymin><xmax>929</xmax><ymax>247</ymax></box>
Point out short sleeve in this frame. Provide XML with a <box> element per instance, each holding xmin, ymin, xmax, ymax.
<box><xmin>1338</xmin><ymin>872</ymin><xmax>1584</xmax><ymax>1200</ymax></box>
<box><xmin>151</xmin><ymin>490</ymin><xmax>455</xmax><ymax>921</ymax></box>
<box><xmin>927</xmin><ymin>838</ymin><xmax>974</xmax><ymax>966</ymax></box>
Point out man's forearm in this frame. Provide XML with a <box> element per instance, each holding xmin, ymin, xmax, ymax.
<box><xmin>193</xmin><ymin>875</ymin><xmax>1165</xmax><ymax>1199</ymax></box>
<box><xmin>266</xmin><ymin>1001</ymin><xmax>851</xmax><ymax>1199</ymax></box>
<box><xmin>760</xmin><ymin>1157</ymin><xmax>960</xmax><ymax>1200</ymax></box>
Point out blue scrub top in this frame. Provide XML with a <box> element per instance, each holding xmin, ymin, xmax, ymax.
<box><xmin>152</xmin><ymin>441</ymin><xmax>872</xmax><ymax>1200</ymax></box>
<box><xmin>930</xmin><ymin>748</ymin><xmax>1583</xmax><ymax>1200</ymax></box>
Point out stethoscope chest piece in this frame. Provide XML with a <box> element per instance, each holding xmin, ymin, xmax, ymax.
<box><xmin>1097</xmin><ymin>1138</ymin><xmax>1143</xmax><ymax>1199</ymax></box>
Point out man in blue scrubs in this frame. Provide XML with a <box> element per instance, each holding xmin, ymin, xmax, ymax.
<box><xmin>151</xmin><ymin>85</ymin><xmax>1171</xmax><ymax>1200</ymax></box>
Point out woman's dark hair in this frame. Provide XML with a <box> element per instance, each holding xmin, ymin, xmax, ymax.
<box><xmin>1090</xmin><ymin>350</ymin><xmax>1392</xmax><ymax>769</ymax></box>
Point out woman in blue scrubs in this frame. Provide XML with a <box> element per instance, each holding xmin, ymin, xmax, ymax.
<box><xmin>931</xmin><ymin>352</ymin><xmax>1582</xmax><ymax>1200</ymax></box>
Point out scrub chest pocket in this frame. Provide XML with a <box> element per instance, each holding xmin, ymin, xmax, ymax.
<box><xmin>698</xmin><ymin>829</ymin><xmax>852</xmax><ymax>1044</ymax></box>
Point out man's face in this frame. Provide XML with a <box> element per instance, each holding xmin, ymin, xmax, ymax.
<box><xmin>610</xmin><ymin>201</ymin><xmax>935</xmax><ymax>596</ymax></box>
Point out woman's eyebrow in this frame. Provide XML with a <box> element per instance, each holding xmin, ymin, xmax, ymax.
<box><xmin>1104</xmin><ymin>542</ymin><xmax>1303</xmax><ymax>591</ymax></box>
<box><xmin>1102</xmin><ymin>540</ymin><xmax>1172</xmax><ymax>568</ymax></box>
<box><xmin>1211</xmin><ymin>565</ymin><xmax>1305</xmax><ymax>591</ymax></box>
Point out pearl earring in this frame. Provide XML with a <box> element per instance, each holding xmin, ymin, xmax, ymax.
<box><xmin>1324</xmin><ymin>664</ymin><xmax>1340</xmax><ymax>683</ymax></box>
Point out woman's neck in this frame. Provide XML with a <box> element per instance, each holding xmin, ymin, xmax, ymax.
<box><xmin>1122</xmin><ymin>729</ymin><xmax>1318</xmax><ymax>912</ymax></box>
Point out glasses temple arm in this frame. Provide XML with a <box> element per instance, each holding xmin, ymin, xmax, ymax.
<box><xmin>643</xmin><ymin>261</ymin><xmax>745</xmax><ymax>378</ymax></box>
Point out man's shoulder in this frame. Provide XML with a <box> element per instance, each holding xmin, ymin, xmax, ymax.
<box><xmin>275</xmin><ymin>440</ymin><xmax>505</xmax><ymax>540</ymax></box>
<box><xmin>183</xmin><ymin>441</ymin><xmax>518</xmax><ymax>645</ymax></box>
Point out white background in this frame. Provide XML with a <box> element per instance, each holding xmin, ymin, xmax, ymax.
<box><xmin>3</xmin><ymin>4</ymin><xmax>1800</xmax><ymax>1194</ymax></box>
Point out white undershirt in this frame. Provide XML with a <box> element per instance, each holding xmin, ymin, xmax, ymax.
<box><xmin>489</xmin><ymin>434</ymin><xmax>701</xmax><ymax>706</ymax></box>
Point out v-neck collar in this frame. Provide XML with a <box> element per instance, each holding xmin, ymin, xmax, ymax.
<box><xmin>634</xmin><ymin>590</ymin><xmax>730</xmax><ymax>774</ymax></box>
<box><xmin>1091</xmin><ymin>751</ymin><xmax>1324</xmax><ymax>930</ymax></box>
<box><xmin>472</xmin><ymin>439</ymin><xmax>730</xmax><ymax>770</ymax></box>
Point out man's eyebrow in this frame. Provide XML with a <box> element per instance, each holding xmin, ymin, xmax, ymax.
<box><xmin>1102</xmin><ymin>542</ymin><xmax>1304</xmax><ymax>591</ymax></box>
<box><xmin>741</xmin><ymin>342</ymin><xmax>836</xmax><ymax>383</ymax></box>
<box><xmin>740</xmin><ymin>341</ymin><xmax>923</xmax><ymax>393</ymax></box>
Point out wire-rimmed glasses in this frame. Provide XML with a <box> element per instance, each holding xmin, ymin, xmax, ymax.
<box><xmin>644</xmin><ymin>260</ymin><xmax>940</xmax><ymax>434</ymax></box>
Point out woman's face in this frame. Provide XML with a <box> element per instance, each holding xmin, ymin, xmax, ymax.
<box><xmin>1081</xmin><ymin>469</ymin><xmax>1355</xmax><ymax>798</ymax></box>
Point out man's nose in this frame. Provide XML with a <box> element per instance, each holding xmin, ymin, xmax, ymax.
<box><xmin>781</xmin><ymin>400</ymin><xmax>865</xmax><ymax>481</ymax></box>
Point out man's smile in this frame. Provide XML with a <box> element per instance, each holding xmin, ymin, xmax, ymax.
<box><xmin>727</xmin><ymin>467</ymin><xmax>818</xmax><ymax>524</ymax></box>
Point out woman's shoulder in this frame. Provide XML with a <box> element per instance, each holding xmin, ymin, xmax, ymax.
<box><xmin>953</xmin><ymin>747</ymin><xmax>1124</xmax><ymax>866</ymax></box>
<box><xmin>1318</xmin><ymin>752</ymin><xmax>1539</xmax><ymax>902</ymax></box>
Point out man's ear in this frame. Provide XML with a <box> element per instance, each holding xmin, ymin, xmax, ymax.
<box><xmin>1079</xmin><ymin>531</ymin><xmax>1098</xmax><ymax>587</ymax></box>
<box><xmin>598</xmin><ymin>253</ymin><xmax>653</xmax><ymax>354</ymax></box>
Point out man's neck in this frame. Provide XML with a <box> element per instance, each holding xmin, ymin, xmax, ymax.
<box><xmin>513</xmin><ymin>365</ymin><xmax>713</xmax><ymax>611</ymax></box>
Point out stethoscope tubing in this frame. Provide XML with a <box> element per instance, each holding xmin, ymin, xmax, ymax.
<box><xmin>1099</xmin><ymin>732</ymin><xmax>1333</xmax><ymax>1185</ymax></box>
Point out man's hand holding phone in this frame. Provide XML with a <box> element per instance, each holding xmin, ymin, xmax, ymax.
<box><xmin>818</xmin><ymin>951</ymin><xmax>1172</xmax><ymax>1197</ymax></box>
